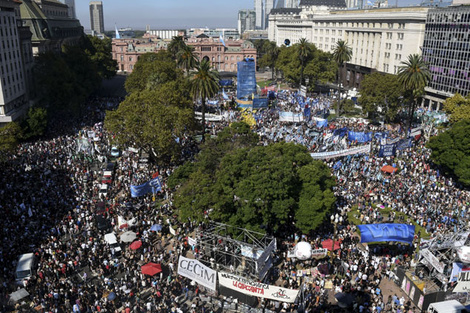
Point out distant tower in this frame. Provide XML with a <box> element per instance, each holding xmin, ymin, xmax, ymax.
<box><xmin>238</xmin><ymin>10</ymin><xmax>256</xmax><ymax>35</ymax></box>
<box><xmin>254</xmin><ymin>0</ymin><xmax>264</xmax><ymax>29</ymax></box>
<box><xmin>63</xmin><ymin>0</ymin><xmax>76</xmax><ymax>19</ymax></box>
<box><xmin>285</xmin><ymin>0</ymin><xmax>298</xmax><ymax>7</ymax></box>
<box><xmin>89</xmin><ymin>1</ymin><xmax>104</xmax><ymax>34</ymax></box>
<box><xmin>276</xmin><ymin>0</ymin><xmax>285</xmax><ymax>8</ymax></box>
<box><xmin>265</xmin><ymin>0</ymin><xmax>275</xmax><ymax>28</ymax></box>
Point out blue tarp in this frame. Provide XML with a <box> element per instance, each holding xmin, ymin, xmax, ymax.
<box><xmin>253</xmin><ymin>98</ymin><xmax>269</xmax><ymax>109</ymax></box>
<box><xmin>348</xmin><ymin>131</ymin><xmax>372</xmax><ymax>143</ymax></box>
<box><xmin>130</xmin><ymin>177</ymin><xmax>162</xmax><ymax>197</ymax></box>
<box><xmin>357</xmin><ymin>224</ymin><xmax>415</xmax><ymax>244</ymax></box>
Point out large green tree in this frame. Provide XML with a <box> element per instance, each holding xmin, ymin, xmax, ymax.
<box><xmin>397</xmin><ymin>54</ymin><xmax>430</xmax><ymax>130</ymax></box>
<box><xmin>443</xmin><ymin>93</ymin><xmax>470</xmax><ymax>124</ymax></box>
<box><xmin>190</xmin><ymin>59</ymin><xmax>219</xmax><ymax>143</ymax></box>
<box><xmin>0</xmin><ymin>122</ymin><xmax>23</xmax><ymax>157</ymax></box>
<box><xmin>427</xmin><ymin>120</ymin><xmax>470</xmax><ymax>186</ymax></box>
<box><xmin>84</xmin><ymin>35</ymin><xmax>117</xmax><ymax>79</ymax></box>
<box><xmin>257</xmin><ymin>40</ymin><xmax>280</xmax><ymax>80</ymax></box>
<box><xmin>168</xmin><ymin>36</ymin><xmax>187</xmax><ymax>59</ymax></box>
<box><xmin>332</xmin><ymin>40</ymin><xmax>352</xmax><ymax>117</ymax></box>
<box><xmin>171</xmin><ymin>128</ymin><xmax>336</xmax><ymax>234</ymax></box>
<box><xmin>125</xmin><ymin>51</ymin><xmax>181</xmax><ymax>94</ymax></box>
<box><xmin>297</xmin><ymin>38</ymin><xmax>312</xmax><ymax>87</ymax></box>
<box><xmin>276</xmin><ymin>43</ymin><xmax>336</xmax><ymax>88</ymax></box>
<box><xmin>177</xmin><ymin>45</ymin><xmax>198</xmax><ymax>76</ymax></box>
<box><xmin>359</xmin><ymin>72</ymin><xmax>403</xmax><ymax>122</ymax></box>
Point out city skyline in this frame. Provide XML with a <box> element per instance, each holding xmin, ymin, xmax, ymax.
<box><xmin>75</xmin><ymin>0</ymin><xmax>423</xmax><ymax>31</ymax></box>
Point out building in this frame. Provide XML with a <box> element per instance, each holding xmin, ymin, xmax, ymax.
<box><xmin>238</xmin><ymin>9</ymin><xmax>256</xmax><ymax>35</ymax></box>
<box><xmin>0</xmin><ymin>0</ymin><xmax>32</xmax><ymax>124</ymax></box>
<box><xmin>254</xmin><ymin>0</ymin><xmax>264</xmax><ymax>29</ymax></box>
<box><xmin>20</xmin><ymin>0</ymin><xmax>83</xmax><ymax>55</ymax></box>
<box><xmin>421</xmin><ymin>4</ymin><xmax>470</xmax><ymax>110</ymax></box>
<box><xmin>269</xmin><ymin>2</ymin><xmax>429</xmax><ymax>88</ymax></box>
<box><xmin>265</xmin><ymin>0</ymin><xmax>275</xmax><ymax>28</ymax></box>
<box><xmin>145</xmin><ymin>29</ymin><xmax>185</xmax><ymax>39</ymax></box>
<box><xmin>285</xmin><ymin>0</ymin><xmax>299</xmax><ymax>7</ymax></box>
<box><xmin>61</xmin><ymin>0</ymin><xmax>75</xmax><ymax>18</ymax></box>
<box><xmin>112</xmin><ymin>37</ymin><xmax>257</xmax><ymax>74</ymax></box>
<box><xmin>187</xmin><ymin>28</ymin><xmax>239</xmax><ymax>40</ymax></box>
<box><xmin>89</xmin><ymin>0</ymin><xmax>104</xmax><ymax>35</ymax></box>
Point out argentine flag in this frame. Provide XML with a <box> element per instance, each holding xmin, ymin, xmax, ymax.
<box><xmin>219</xmin><ymin>34</ymin><xmax>226</xmax><ymax>47</ymax></box>
<box><xmin>222</xmin><ymin>88</ymin><xmax>229</xmax><ymax>100</ymax></box>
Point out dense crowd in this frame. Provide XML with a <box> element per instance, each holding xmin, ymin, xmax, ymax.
<box><xmin>0</xmin><ymin>89</ymin><xmax>463</xmax><ymax>313</ymax></box>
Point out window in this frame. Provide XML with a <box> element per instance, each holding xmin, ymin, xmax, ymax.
<box><xmin>387</xmin><ymin>32</ymin><xmax>392</xmax><ymax>39</ymax></box>
<box><xmin>396</xmin><ymin>44</ymin><xmax>403</xmax><ymax>50</ymax></box>
<box><xmin>201</xmin><ymin>47</ymin><xmax>211</xmax><ymax>52</ymax></box>
<box><xmin>388</xmin><ymin>23</ymin><xmax>393</xmax><ymax>28</ymax></box>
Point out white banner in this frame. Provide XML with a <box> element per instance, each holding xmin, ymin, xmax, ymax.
<box><xmin>218</xmin><ymin>272</ymin><xmax>299</xmax><ymax>303</ymax></box>
<box><xmin>311</xmin><ymin>248</ymin><xmax>328</xmax><ymax>258</ymax></box>
<box><xmin>420</xmin><ymin>249</ymin><xmax>444</xmax><ymax>274</ymax></box>
<box><xmin>310</xmin><ymin>144</ymin><xmax>371</xmax><ymax>160</ymax></box>
<box><xmin>177</xmin><ymin>256</ymin><xmax>216</xmax><ymax>291</ymax></box>
<box><xmin>279</xmin><ymin>112</ymin><xmax>304</xmax><ymax>123</ymax></box>
<box><xmin>169</xmin><ymin>225</ymin><xmax>176</xmax><ymax>236</ymax></box>
<box><xmin>188</xmin><ymin>237</ymin><xmax>197</xmax><ymax>246</ymax></box>
<box><xmin>454</xmin><ymin>271</ymin><xmax>470</xmax><ymax>292</ymax></box>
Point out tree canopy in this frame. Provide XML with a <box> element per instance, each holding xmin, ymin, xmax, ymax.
<box><xmin>0</xmin><ymin>122</ymin><xmax>23</xmax><ymax>157</ymax></box>
<box><xmin>275</xmin><ymin>43</ymin><xmax>336</xmax><ymax>88</ymax></box>
<box><xmin>443</xmin><ymin>93</ymin><xmax>470</xmax><ymax>124</ymax></box>
<box><xmin>106</xmin><ymin>51</ymin><xmax>193</xmax><ymax>163</ymax></box>
<box><xmin>427</xmin><ymin>120</ymin><xmax>470</xmax><ymax>186</ymax></box>
<box><xmin>170</xmin><ymin>124</ymin><xmax>336</xmax><ymax>235</ymax></box>
<box><xmin>359</xmin><ymin>72</ymin><xmax>403</xmax><ymax>122</ymax></box>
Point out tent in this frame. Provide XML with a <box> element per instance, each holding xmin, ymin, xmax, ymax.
<box><xmin>381</xmin><ymin>165</ymin><xmax>398</xmax><ymax>174</ymax></box>
<box><xmin>141</xmin><ymin>262</ymin><xmax>162</xmax><ymax>276</ymax></box>
<box><xmin>321</xmin><ymin>239</ymin><xmax>341</xmax><ymax>251</ymax></box>
<box><xmin>9</xmin><ymin>288</ymin><xmax>29</xmax><ymax>304</ymax></box>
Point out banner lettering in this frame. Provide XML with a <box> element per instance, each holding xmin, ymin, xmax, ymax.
<box><xmin>310</xmin><ymin>144</ymin><xmax>371</xmax><ymax>160</ymax></box>
<box><xmin>177</xmin><ymin>256</ymin><xmax>216</xmax><ymax>291</ymax></box>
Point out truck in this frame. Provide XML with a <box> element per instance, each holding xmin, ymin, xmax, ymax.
<box><xmin>15</xmin><ymin>253</ymin><xmax>36</xmax><ymax>285</ymax></box>
<box><xmin>427</xmin><ymin>300</ymin><xmax>468</xmax><ymax>313</ymax></box>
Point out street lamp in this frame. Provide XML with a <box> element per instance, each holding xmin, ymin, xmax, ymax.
<box><xmin>330</xmin><ymin>213</ymin><xmax>343</xmax><ymax>262</ymax></box>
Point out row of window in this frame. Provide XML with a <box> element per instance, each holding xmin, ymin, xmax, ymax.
<box><xmin>314</xmin><ymin>29</ymin><xmax>343</xmax><ymax>36</ymax></box>
<box><xmin>0</xmin><ymin>24</ymin><xmax>17</xmax><ymax>38</ymax></box>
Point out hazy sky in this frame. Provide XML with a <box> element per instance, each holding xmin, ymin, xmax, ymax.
<box><xmin>76</xmin><ymin>0</ymin><xmax>423</xmax><ymax>31</ymax></box>
<box><xmin>77</xmin><ymin>0</ymin><xmax>255</xmax><ymax>31</ymax></box>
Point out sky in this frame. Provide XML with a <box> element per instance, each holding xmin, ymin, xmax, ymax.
<box><xmin>76</xmin><ymin>0</ymin><xmax>255</xmax><ymax>31</ymax></box>
<box><xmin>76</xmin><ymin>0</ymin><xmax>423</xmax><ymax>31</ymax></box>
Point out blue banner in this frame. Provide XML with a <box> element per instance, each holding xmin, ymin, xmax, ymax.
<box><xmin>374</xmin><ymin>131</ymin><xmax>389</xmax><ymax>139</ymax></box>
<box><xmin>357</xmin><ymin>224</ymin><xmax>415</xmax><ymax>244</ymax></box>
<box><xmin>253</xmin><ymin>98</ymin><xmax>268</xmax><ymax>109</ymax></box>
<box><xmin>334</xmin><ymin>127</ymin><xmax>348</xmax><ymax>137</ymax></box>
<box><xmin>316</xmin><ymin>118</ymin><xmax>328</xmax><ymax>128</ymax></box>
<box><xmin>303</xmin><ymin>107</ymin><xmax>311</xmax><ymax>121</ymax></box>
<box><xmin>348</xmin><ymin>131</ymin><xmax>372</xmax><ymax>143</ymax></box>
<box><xmin>378</xmin><ymin>144</ymin><xmax>396</xmax><ymax>157</ymax></box>
<box><xmin>130</xmin><ymin>177</ymin><xmax>162</xmax><ymax>198</ymax></box>
<box><xmin>396</xmin><ymin>138</ymin><xmax>413</xmax><ymax>150</ymax></box>
<box><xmin>219</xmin><ymin>79</ymin><xmax>233</xmax><ymax>86</ymax></box>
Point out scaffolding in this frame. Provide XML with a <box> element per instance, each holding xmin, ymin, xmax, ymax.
<box><xmin>195</xmin><ymin>222</ymin><xmax>276</xmax><ymax>280</ymax></box>
<box><xmin>237</xmin><ymin>59</ymin><xmax>257</xmax><ymax>100</ymax></box>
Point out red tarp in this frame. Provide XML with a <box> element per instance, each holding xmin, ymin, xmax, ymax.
<box><xmin>321</xmin><ymin>239</ymin><xmax>341</xmax><ymax>251</ymax></box>
<box><xmin>381</xmin><ymin>165</ymin><xmax>397</xmax><ymax>174</ymax></box>
<box><xmin>141</xmin><ymin>262</ymin><xmax>162</xmax><ymax>276</ymax></box>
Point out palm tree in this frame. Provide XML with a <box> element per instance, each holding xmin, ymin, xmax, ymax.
<box><xmin>397</xmin><ymin>54</ymin><xmax>431</xmax><ymax>131</ymax></box>
<box><xmin>177</xmin><ymin>45</ymin><xmax>198</xmax><ymax>76</ymax></box>
<box><xmin>190</xmin><ymin>59</ymin><xmax>220</xmax><ymax>142</ymax></box>
<box><xmin>168</xmin><ymin>36</ymin><xmax>186</xmax><ymax>59</ymax></box>
<box><xmin>264</xmin><ymin>41</ymin><xmax>280</xmax><ymax>81</ymax></box>
<box><xmin>297</xmin><ymin>38</ymin><xmax>311</xmax><ymax>87</ymax></box>
<box><xmin>333</xmin><ymin>40</ymin><xmax>352</xmax><ymax>117</ymax></box>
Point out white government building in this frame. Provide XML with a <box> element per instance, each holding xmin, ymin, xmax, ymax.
<box><xmin>268</xmin><ymin>0</ymin><xmax>429</xmax><ymax>89</ymax></box>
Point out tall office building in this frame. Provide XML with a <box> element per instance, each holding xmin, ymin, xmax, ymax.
<box><xmin>238</xmin><ymin>10</ymin><xmax>256</xmax><ymax>35</ymax></box>
<box><xmin>254</xmin><ymin>0</ymin><xmax>264</xmax><ymax>29</ymax></box>
<box><xmin>63</xmin><ymin>0</ymin><xmax>76</xmax><ymax>19</ymax></box>
<box><xmin>265</xmin><ymin>0</ymin><xmax>275</xmax><ymax>28</ymax></box>
<box><xmin>89</xmin><ymin>1</ymin><xmax>104</xmax><ymax>34</ymax></box>
<box><xmin>285</xmin><ymin>0</ymin><xmax>298</xmax><ymax>8</ymax></box>
<box><xmin>421</xmin><ymin>4</ymin><xmax>470</xmax><ymax>109</ymax></box>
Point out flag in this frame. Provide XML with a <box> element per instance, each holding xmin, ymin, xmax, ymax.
<box><xmin>222</xmin><ymin>88</ymin><xmax>229</xmax><ymax>100</ymax></box>
<box><xmin>219</xmin><ymin>34</ymin><xmax>226</xmax><ymax>47</ymax></box>
<box><xmin>115</xmin><ymin>24</ymin><xmax>120</xmax><ymax>39</ymax></box>
<box><xmin>130</xmin><ymin>177</ymin><xmax>162</xmax><ymax>197</ymax></box>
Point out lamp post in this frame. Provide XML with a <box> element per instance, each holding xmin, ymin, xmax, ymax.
<box><xmin>330</xmin><ymin>213</ymin><xmax>343</xmax><ymax>262</ymax></box>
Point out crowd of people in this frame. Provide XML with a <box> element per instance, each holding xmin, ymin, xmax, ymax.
<box><xmin>0</xmin><ymin>89</ymin><xmax>465</xmax><ymax>313</ymax></box>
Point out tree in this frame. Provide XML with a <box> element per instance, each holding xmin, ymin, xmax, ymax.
<box><xmin>359</xmin><ymin>72</ymin><xmax>403</xmax><ymax>122</ymax></box>
<box><xmin>125</xmin><ymin>51</ymin><xmax>181</xmax><ymax>94</ymax></box>
<box><xmin>177</xmin><ymin>45</ymin><xmax>198</xmax><ymax>76</ymax></box>
<box><xmin>427</xmin><ymin>120</ymin><xmax>470</xmax><ymax>186</ymax></box>
<box><xmin>167</xmin><ymin>36</ymin><xmax>186</xmax><ymax>59</ymax></box>
<box><xmin>297</xmin><ymin>38</ymin><xmax>312</xmax><ymax>87</ymax></box>
<box><xmin>443</xmin><ymin>93</ymin><xmax>470</xmax><ymax>124</ymax></box>
<box><xmin>0</xmin><ymin>122</ymin><xmax>22</xmax><ymax>156</ymax></box>
<box><xmin>105</xmin><ymin>81</ymin><xmax>193</xmax><ymax>163</ymax></box>
<box><xmin>397</xmin><ymin>54</ymin><xmax>430</xmax><ymax>130</ymax></box>
<box><xmin>332</xmin><ymin>40</ymin><xmax>352</xmax><ymax>117</ymax></box>
<box><xmin>23</xmin><ymin>107</ymin><xmax>48</xmax><ymax>139</ymax></box>
<box><xmin>257</xmin><ymin>41</ymin><xmax>280</xmax><ymax>80</ymax></box>
<box><xmin>190</xmin><ymin>59</ymin><xmax>219</xmax><ymax>142</ymax></box>
<box><xmin>276</xmin><ymin>44</ymin><xmax>336</xmax><ymax>88</ymax></box>
<box><xmin>171</xmin><ymin>138</ymin><xmax>336</xmax><ymax>235</ymax></box>
<box><xmin>85</xmin><ymin>35</ymin><xmax>117</xmax><ymax>79</ymax></box>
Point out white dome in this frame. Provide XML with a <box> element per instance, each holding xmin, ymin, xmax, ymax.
<box><xmin>294</xmin><ymin>241</ymin><xmax>312</xmax><ymax>260</ymax></box>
